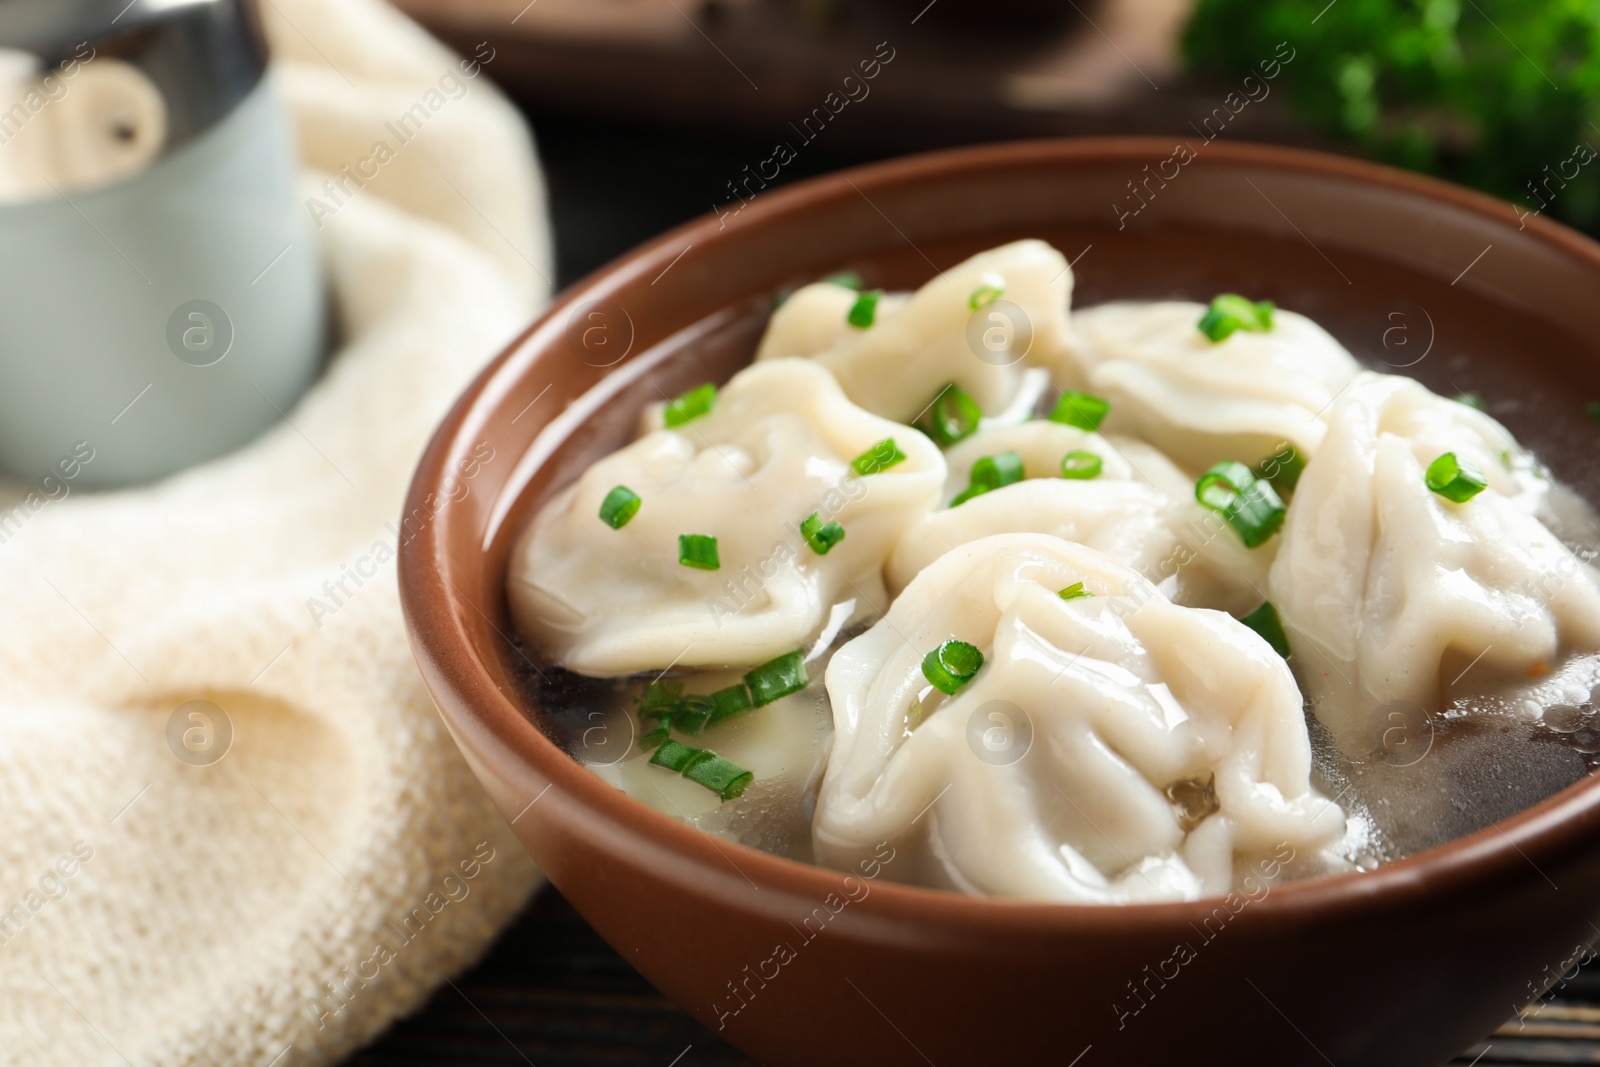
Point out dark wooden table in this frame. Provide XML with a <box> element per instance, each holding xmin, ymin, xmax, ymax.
<box><xmin>351</xmin><ymin>23</ymin><xmax>1600</xmax><ymax>1061</ymax></box>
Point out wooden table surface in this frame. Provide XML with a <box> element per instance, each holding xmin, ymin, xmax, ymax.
<box><xmin>350</xmin><ymin>7</ymin><xmax>1600</xmax><ymax>1059</ymax></box>
<box><xmin>349</xmin><ymin>886</ymin><xmax>1600</xmax><ymax>1066</ymax></box>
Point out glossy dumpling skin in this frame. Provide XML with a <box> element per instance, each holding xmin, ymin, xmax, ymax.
<box><xmin>509</xmin><ymin>359</ymin><xmax>945</xmax><ymax>675</ymax></box>
<box><xmin>1069</xmin><ymin>301</ymin><xmax>1361</xmax><ymax>473</ymax></box>
<box><xmin>1268</xmin><ymin>372</ymin><xmax>1600</xmax><ymax>754</ymax></box>
<box><xmin>757</xmin><ymin>240</ymin><xmax>1075</xmax><ymax>423</ymax></box>
<box><xmin>755</xmin><ymin>283</ymin><xmax>907</xmax><ymax>362</ymax></box>
<box><xmin>815</xmin><ymin>534</ymin><xmax>1345</xmax><ymax>904</ymax></box>
<box><xmin>887</xmin><ymin>421</ymin><xmax>1273</xmax><ymax>613</ymax></box>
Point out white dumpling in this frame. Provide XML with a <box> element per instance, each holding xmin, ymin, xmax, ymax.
<box><xmin>758</xmin><ymin>240</ymin><xmax>1075</xmax><ymax>422</ymax></box>
<box><xmin>755</xmin><ymin>282</ymin><xmax>907</xmax><ymax>362</ymax></box>
<box><xmin>510</xmin><ymin>359</ymin><xmax>945</xmax><ymax>675</ymax></box>
<box><xmin>887</xmin><ymin>421</ymin><xmax>1274</xmax><ymax>613</ymax></box>
<box><xmin>1268</xmin><ymin>372</ymin><xmax>1600</xmax><ymax>754</ymax></box>
<box><xmin>1069</xmin><ymin>301</ymin><xmax>1361</xmax><ymax>472</ymax></box>
<box><xmin>815</xmin><ymin>534</ymin><xmax>1345</xmax><ymax>904</ymax></box>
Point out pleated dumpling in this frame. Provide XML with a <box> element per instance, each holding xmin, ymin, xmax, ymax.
<box><xmin>814</xmin><ymin>534</ymin><xmax>1346</xmax><ymax>904</ymax></box>
<box><xmin>1069</xmin><ymin>301</ymin><xmax>1360</xmax><ymax>473</ymax></box>
<box><xmin>509</xmin><ymin>359</ymin><xmax>945</xmax><ymax>675</ymax></box>
<box><xmin>886</xmin><ymin>421</ymin><xmax>1273</xmax><ymax>614</ymax></box>
<box><xmin>1268</xmin><ymin>372</ymin><xmax>1600</xmax><ymax>754</ymax></box>
<box><xmin>757</xmin><ymin>240</ymin><xmax>1075</xmax><ymax>423</ymax></box>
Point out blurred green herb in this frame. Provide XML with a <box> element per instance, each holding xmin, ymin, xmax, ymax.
<box><xmin>1184</xmin><ymin>0</ymin><xmax>1600</xmax><ymax>227</ymax></box>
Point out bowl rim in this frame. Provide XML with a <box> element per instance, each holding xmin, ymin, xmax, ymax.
<box><xmin>401</xmin><ymin>135</ymin><xmax>1600</xmax><ymax>931</ymax></box>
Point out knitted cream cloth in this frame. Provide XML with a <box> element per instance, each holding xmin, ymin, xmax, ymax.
<box><xmin>0</xmin><ymin>1</ymin><xmax>550</xmax><ymax>1063</ymax></box>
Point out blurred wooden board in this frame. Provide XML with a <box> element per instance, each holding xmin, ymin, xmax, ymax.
<box><xmin>390</xmin><ymin>0</ymin><xmax>1312</xmax><ymax>148</ymax></box>
<box><xmin>349</xmin><ymin>886</ymin><xmax>1600</xmax><ymax>1065</ymax></box>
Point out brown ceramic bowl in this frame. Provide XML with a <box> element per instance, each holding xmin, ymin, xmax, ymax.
<box><xmin>399</xmin><ymin>138</ymin><xmax>1600</xmax><ymax>1066</ymax></box>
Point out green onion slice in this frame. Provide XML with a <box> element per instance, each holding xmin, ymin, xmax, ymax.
<box><xmin>1240</xmin><ymin>601</ymin><xmax>1291</xmax><ymax>659</ymax></box>
<box><xmin>921</xmin><ymin>639</ymin><xmax>984</xmax><ymax>696</ymax></box>
<box><xmin>800</xmin><ymin>512</ymin><xmax>846</xmax><ymax>555</ymax></box>
<box><xmin>823</xmin><ymin>270</ymin><xmax>862</xmax><ymax>290</ymax></box>
<box><xmin>707</xmin><ymin>683</ymin><xmax>755</xmax><ymax>727</ymax></box>
<box><xmin>638</xmin><ymin>718</ymin><xmax>672</xmax><ymax>751</ymax></box>
<box><xmin>745</xmin><ymin>649</ymin><xmax>808</xmax><ymax>707</ymax></box>
<box><xmin>638</xmin><ymin>679</ymin><xmax>684</xmax><ymax>720</ymax></box>
<box><xmin>970</xmin><ymin>450</ymin><xmax>1024</xmax><ymax>491</ymax></box>
<box><xmin>598</xmin><ymin>485</ymin><xmax>641</xmax><ymax>529</ymax></box>
<box><xmin>1454</xmin><ymin>393</ymin><xmax>1487</xmax><ymax>412</ymax></box>
<box><xmin>1252</xmin><ymin>446</ymin><xmax>1304</xmax><ymax>496</ymax></box>
<box><xmin>847</xmin><ymin>289</ymin><xmax>883</xmax><ymax>329</ymax></box>
<box><xmin>1195</xmin><ymin>461</ymin><xmax>1286</xmax><ymax>548</ymax></box>
<box><xmin>950</xmin><ymin>484</ymin><xmax>989</xmax><ymax>508</ymax></box>
<box><xmin>1049</xmin><ymin>391</ymin><xmax>1110</xmax><ymax>431</ymax></box>
<box><xmin>664</xmin><ymin>383</ymin><xmax>717</xmax><ymax>428</ymax></box>
<box><xmin>1425</xmin><ymin>452</ymin><xmax>1488</xmax><ymax>503</ymax></box>
<box><xmin>647</xmin><ymin>740</ymin><xmax>752</xmax><ymax>800</ymax></box>
<box><xmin>678</xmin><ymin>533</ymin><xmax>721</xmax><ymax>570</ymax></box>
<box><xmin>649</xmin><ymin>739</ymin><xmax>707</xmax><ymax>774</ymax></box>
<box><xmin>682</xmin><ymin>751</ymin><xmax>755</xmax><ymax>801</ymax></box>
<box><xmin>851</xmin><ymin>437</ymin><xmax>907</xmax><ymax>476</ymax></box>
<box><xmin>1060</xmin><ymin>450</ymin><xmax>1102</xmax><ymax>480</ymax></box>
<box><xmin>914</xmin><ymin>383</ymin><xmax>983</xmax><ymax>448</ymax></box>
<box><xmin>1058</xmin><ymin>582</ymin><xmax>1094</xmax><ymax>601</ymax></box>
<box><xmin>673</xmin><ymin>695</ymin><xmax>714</xmax><ymax>735</ymax></box>
<box><xmin>1586</xmin><ymin>402</ymin><xmax>1600</xmax><ymax>425</ymax></box>
<box><xmin>1197</xmin><ymin>294</ymin><xmax>1275</xmax><ymax>342</ymax></box>
<box><xmin>968</xmin><ymin>284</ymin><xmax>1004</xmax><ymax>310</ymax></box>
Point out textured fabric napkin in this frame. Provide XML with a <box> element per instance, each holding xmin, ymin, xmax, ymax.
<box><xmin>0</xmin><ymin>0</ymin><xmax>550</xmax><ymax>1062</ymax></box>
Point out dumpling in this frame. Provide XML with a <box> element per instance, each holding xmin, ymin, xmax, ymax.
<box><xmin>758</xmin><ymin>240</ymin><xmax>1075</xmax><ymax>423</ymax></box>
<box><xmin>887</xmin><ymin>421</ymin><xmax>1274</xmax><ymax>613</ymax></box>
<box><xmin>755</xmin><ymin>283</ymin><xmax>907</xmax><ymax>362</ymax></box>
<box><xmin>1069</xmin><ymin>301</ymin><xmax>1361</xmax><ymax>472</ymax></box>
<box><xmin>509</xmin><ymin>359</ymin><xmax>945</xmax><ymax>675</ymax></box>
<box><xmin>814</xmin><ymin>533</ymin><xmax>1346</xmax><ymax>904</ymax></box>
<box><xmin>1268</xmin><ymin>372</ymin><xmax>1600</xmax><ymax>754</ymax></box>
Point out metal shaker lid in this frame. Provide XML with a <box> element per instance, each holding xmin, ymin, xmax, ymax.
<box><xmin>0</xmin><ymin>0</ymin><xmax>267</xmax><ymax>169</ymax></box>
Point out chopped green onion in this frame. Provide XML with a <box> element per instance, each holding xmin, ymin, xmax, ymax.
<box><xmin>1060</xmin><ymin>450</ymin><xmax>1102</xmax><ymax>480</ymax></box>
<box><xmin>638</xmin><ymin>718</ymin><xmax>672</xmax><ymax>750</ymax></box>
<box><xmin>745</xmin><ymin>649</ymin><xmax>808</xmax><ymax>706</ymax></box>
<box><xmin>971</xmin><ymin>451</ymin><xmax>1025</xmax><ymax>491</ymax></box>
<box><xmin>800</xmin><ymin>512</ymin><xmax>846</xmax><ymax>555</ymax></box>
<box><xmin>707</xmin><ymin>683</ymin><xmax>755</xmax><ymax>727</ymax></box>
<box><xmin>673</xmin><ymin>695</ymin><xmax>715</xmax><ymax>735</ymax></box>
<box><xmin>950</xmin><ymin>449</ymin><xmax>1024</xmax><ymax>507</ymax></box>
<box><xmin>823</xmin><ymin>270</ymin><xmax>862</xmax><ymax>290</ymax></box>
<box><xmin>1058</xmin><ymin>582</ymin><xmax>1093</xmax><ymax>601</ymax></box>
<box><xmin>1240</xmin><ymin>601</ymin><xmax>1291</xmax><ymax>659</ymax></box>
<box><xmin>851</xmin><ymin>438</ymin><xmax>907</xmax><ymax>476</ymax></box>
<box><xmin>1197</xmin><ymin>293</ymin><xmax>1274</xmax><ymax>342</ymax></box>
<box><xmin>950</xmin><ymin>484</ymin><xmax>989</xmax><ymax>507</ymax></box>
<box><xmin>647</xmin><ymin>740</ymin><xmax>752</xmax><ymax>800</ymax></box>
<box><xmin>1252</xmin><ymin>446</ymin><xmax>1304</xmax><ymax>496</ymax></box>
<box><xmin>1195</xmin><ymin>461</ymin><xmax>1286</xmax><ymax>548</ymax></box>
<box><xmin>598</xmin><ymin>485</ymin><xmax>642</xmax><ymax>529</ymax></box>
<box><xmin>914</xmin><ymin>383</ymin><xmax>983</xmax><ymax>447</ymax></box>
<box><xmin>649</xmin><ymin>739</ymin><xmax>707</xmax><ymax>774</ymax></box>
<box><xmin>679</xmin><ymin>533</ymin><xmax>721</xmax><ymax>570</ymax></box>
<box><xmin>968</xmin><ymin>284</ymin><xmax>1004</xmax><ymax>310</ymax></box>
<box><xmin>664</xmin><ymin>383</ymin><xmax>717</xmax><ymax>428</ymax></box>
<box><xmin>921</xmin><ymin>639</ymin><xmax>984</xmax><ymax>695</ymax></box>
<box><xmin>638</xmin><ymin>679</ymin><xmax>684</xmax><ymax>720</ymax></box>
<box><xmin>847</xmin><ymin>289</ymin><xmax>883</xmax><ymax>329</ymax></box>
<box><xmin>1049</xmin><ymin>391</ymin><xmax>1110</xmax><ymax>431</ymax></box>
<box><xmin>1425</xmin><ymin>452</ymin><xmax>1488</xmax><ymax>504</ymax></box>
<box><xmin>1587</xmin><ymin>402</ymin><xmax>1600</xmax><ymax>425</ymax></box>
<box><xmin>1454</xmin><ymin>393</ymin><xmax>1487</xmax><ymax>412</ymax></box>
<box><xmin>682</xmin><ymin>751</ymin><xmax>755</xmax><ymax>801</ymax></box>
